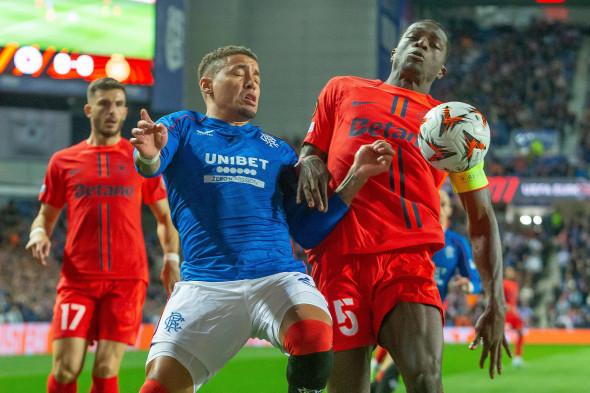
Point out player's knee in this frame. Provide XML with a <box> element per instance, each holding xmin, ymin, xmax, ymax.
<box><xmin>92</xmin><ymin>359</ymin><xmax>120</xmax><ymax>379</ymax></box>
<box><xmin>52</xmin><ymin>365</ymin><xmax>81</xmax><ymax>384</ymax></box>
<box><xmin>283</xmin><ymin>319</ymin><xmax>332</xmax><ymax>356</ymax></box>
<box><xmin>401</xmin><ymin>356</ymin><xmax>442</xmax><ymax>392</ymax></box>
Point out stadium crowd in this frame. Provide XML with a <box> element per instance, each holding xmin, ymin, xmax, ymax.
<box><xmin>1</xmin><ymin>18</ymin><xmax>590</xmax><ymax>332</ymax></box>
<box><xmin>431</xmin><ymin>19</ymin><xmax>587</xmax><ymax>179</ymax></box>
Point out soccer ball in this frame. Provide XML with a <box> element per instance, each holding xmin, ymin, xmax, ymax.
<box><xmin>418</xmin><ymin>101</ymin><xmax>490</xmax><ymax>173</ymax></box>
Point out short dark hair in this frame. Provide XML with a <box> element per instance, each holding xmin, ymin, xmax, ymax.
<box><xmin>198</xmin><ymin>45</ymin><xmax>258</xmax><ymax>79</ymax></box>
<box><xmin>87</xmin><ymin>77</ymin><xmax>126</xmax><ymax>102</ymax></box>
<box><xmin>398</xmin><ymin>19</ymin><xmax>451</xmax><ymax>62</ymax></box>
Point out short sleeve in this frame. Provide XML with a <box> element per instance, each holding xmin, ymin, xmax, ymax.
<box><xmin>39</xmin><ymin>153</ymin><xmax>66</xmax><ymax>209</ymax></box>
<box><xmin>142</xmin><ymin>175</ymin><xmax>168</xmax><ymax>205</ymax></box>
<box><xmin>302</xmin><ymin>77</ymin><xmax>344</xmax><ymax>154</ymax></box>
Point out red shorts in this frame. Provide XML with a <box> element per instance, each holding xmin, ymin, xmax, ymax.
<box><xmin>310</xmin><ymin>248</ymin><xmax>443</xmax><ymax>352</ymax></box>
<box><xmin>52</xmin><ymin>279</ymin><xmax>147</xmax><ymax>345</ymax></box>
<box><xmin>505</xmin><ymin>308</ymin><xmax>523</xmax><ymax>330</ymax></box>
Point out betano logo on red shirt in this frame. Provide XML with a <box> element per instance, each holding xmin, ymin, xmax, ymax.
<box><xmin>349</xmin><ymin>118</ymin><xmax>419</xmax><ymax>147</ymax></box>
<box><xmin>74</xmin><ymin>184</ymin><xmax>134</xmax><ymax>199</ymax></box>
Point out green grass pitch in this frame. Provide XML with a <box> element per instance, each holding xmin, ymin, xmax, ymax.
<box><xmin>0</xmin><ymin>344</ymin><xmax>589</xmax><ymax>392</ymax></box>
<box><xmin>0</xmin><ymin>0</ymin><xmax>154</xmax><ymax>59</ymax></box>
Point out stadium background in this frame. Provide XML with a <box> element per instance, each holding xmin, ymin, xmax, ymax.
<box><xmin>1</xmin><ymin>0</ymin><xmax>590</xmax><ymax>391</ymax></box>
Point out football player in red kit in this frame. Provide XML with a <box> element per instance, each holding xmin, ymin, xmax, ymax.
<box><xmin>26</xmin><ymin>77</ymin><xmax>180</xmax><ymax>393</ymax></box>
<box><xmin>296</xmin><ymin>20</ymin><xmax>510</xmax><ymax>393</ymax></box>
<box><xmin>504</xmin><ymin>266</ymin><xmax>525</xmax><ymax>367</ymax></box>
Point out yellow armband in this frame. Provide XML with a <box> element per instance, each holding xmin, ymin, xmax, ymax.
<box><xmin>449</xmin><ymin>161</ymin><xmax>488</xmax><ymax>194</ymax></box>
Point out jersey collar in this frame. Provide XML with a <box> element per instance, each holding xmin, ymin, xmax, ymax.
<box><xmin>199</xmin><ymin>115</ymin><xmax>258</xmax><ymax>137</ymax></box>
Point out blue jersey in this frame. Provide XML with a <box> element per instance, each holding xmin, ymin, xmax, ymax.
<box><xmin>432</xmin><ymin>229</ymin><xmax>482</xmax><ymax>300</ymax></box>
<box><xmin>141</xmin><ymin>111</ymin><xmax>308</xmax><ymax>282</ymax></box>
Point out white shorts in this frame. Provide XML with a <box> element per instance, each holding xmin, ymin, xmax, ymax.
<box><xmin>146</xmin><ymin>271</ymin><xmax>329</xmax><ymax>389</ymax></box>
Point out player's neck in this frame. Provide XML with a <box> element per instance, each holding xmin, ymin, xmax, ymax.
<box><xmin>205</xmin><ymin>108</ymin><xmax>251</xmax><ymax>127</ymax></box>
<box><xmin>385</xmin><ymin>72</ymin><xmax>432</xmax><ymax>95</ymax></box>
<box><xmin>87</xmin><ymin>132</ymin><xmax>121</xmax><ymax>146</ymax></box>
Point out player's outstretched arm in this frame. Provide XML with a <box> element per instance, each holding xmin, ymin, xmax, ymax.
<box><xmin>25</xmin><ymin>203</ymin><xmax>62</xmax><ymax>266</ymax></box>
<box><xmin>131</xmin><ymin>109</ymin><xmax>168</xmax><ymax>176</ymax></box>
<box><xmin>295</xmin><ymin>143</ymin><xmax>331</xmax><ymax>212</ymax></box>
<box><xmin>284</xmin><ymin>140</ymin><xmax>394</xmax><ymax>249</ymax></box>
<box><xmin>148</xmin><ymin>198</ymin><xmax>181</xmax><ymax>295</ymax></box>
<box><xmin>458</xmin><ymin>188</ymin><xmax>511</xmax><ymax>378</ymax></box>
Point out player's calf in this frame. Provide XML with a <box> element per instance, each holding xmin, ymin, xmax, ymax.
<box><xmin>284</xmin><ymin>319</ymin><xmax>333</xmax><ymax>393</ymax></box>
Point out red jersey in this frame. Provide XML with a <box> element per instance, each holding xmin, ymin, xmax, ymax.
<box><xmin>503</xmin><ymin>279</ymin><xmax>519</xmax><ymax>309</ymax></box>
<box><xmin>304</xmin><ymin>76</ymin><xmax>447</xmax><ymax>255</ymax></box>
<box><xmin>40</xmin><ymin>139</ymin><xmax>167</xmax><ymax>284</ymax></box>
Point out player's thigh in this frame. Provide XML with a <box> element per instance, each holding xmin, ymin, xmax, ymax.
<box><xmin>327</xmin><ymin>346</ymin><xmax>373</xmax><ymax>393</ymax></box>
<box><xmin>93</xmin><ymin>339</ymin><xmax>128</xmax><ymax>377</ymax></box>
<box><xmin>98</xmin><ymin>280</ymin><xmax>147</xmax><ymax>344</ymax></box>
<box><xmin>248</xmin><ymin>272</ymin><xmax>331</xmax><ymax>350</ymax></box>
<box><xmin>150</xmin><ymin>281</ymin><xmax>251</xmax><ymax>381</ymax></box>
<box><xmin>146</xmin><ymin>343</ymin><xmax>202</xmax><ymax>393</ymax></box>
<box><xmin>51</xmin><ymin>337</ymin><xmax>88</xmax><ymax>378</ymax></box>
<box><xmin>378</xmin><ymin>301</ymin><xmax>443</xmax><ymax>376</ymax></box>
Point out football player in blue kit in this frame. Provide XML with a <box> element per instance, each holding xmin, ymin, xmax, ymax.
<box><xmin>434</xmin><ymin>188</ymin><xmax>482</xmax><ymax>301</ymax></box>
<box><xmin>130</xmin><ymin>45</ymin><xmax>395</xmax><ymax>393</ymax></box>
<box><xmin>371</xmin><ymin>188</ymin><xmax>482</xmax><ymax>393</ymax></box>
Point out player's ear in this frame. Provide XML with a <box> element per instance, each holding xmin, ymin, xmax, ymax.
<box><xmin>200</xmin><ymin>77</ymin><xmax>213</xmax><ymax>96</ymax></box>
<box><xmin>390</xmin><ymin>49</ymin><xmax>396</xmax><ymax>63</ymax></box>
<box><xmin>83</xmin><ymin>104</ymin><xmax>92</xmax><ymax>118</ymax></box>
<box><xmin>437</xmin><ymin>65</ymin><xmax>447</xmax><ymax>79</ymax></box>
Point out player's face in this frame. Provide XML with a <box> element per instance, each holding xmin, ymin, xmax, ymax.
<box><xmin>392</xmin><ymin>21</ymin><xmax>447</xmax><ymax>84</ymax></box>
<box><xmin>439</xmin><ymin>189</ymin><xmax>452</xmax><ymax>227</ymax></box>
<box><xmin>85</xmin><ymin>89</ymin><xmax>127</xmax><ymax>138</ymax></box>
<box><xmin>206</xmin><ymin>54</ymin><xmax>260</xmax><ymax>121</ymax></box>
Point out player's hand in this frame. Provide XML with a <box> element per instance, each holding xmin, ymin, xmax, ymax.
<box><xmin>130</xmin><ymin>109</ymin><xmax>168</xmax><ymax>159</ymax></box>
<box><xmin>160</xmin><ymin>256</ymin><xmax>181</xmax><ymax>295</ymax></box>
<box><xmin>352</xmin><ymin>140</ymin><xmax>394</xmax><ymax>178</ymax></box>
<box><xmin>25</xmin><ymin>232</ymin><xmax>51</xmax><ymax>266</ymax></box>
<box><xmin>450</xmin><ymin>275</ymin><xmax>472</xmax><ymax>294</ymax></box>
<box><xmin>469</xmin><ymin>303</ymin><xmax>512</xmax><ymax>379</ymax></box>
<box><xmin>295</xmin><ymin>155</ymin><xmax>332</xmax><ymax>212</ymax></box>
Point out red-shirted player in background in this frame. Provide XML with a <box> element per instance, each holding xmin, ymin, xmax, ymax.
<box><xmin>504</xmin><ymin>266</ymin><xmax>525</xmax><ymax>367</ymax></box>
<box><xmin>296</xmin><ymin>20</ymin><xmax>510</xmax><ymax>393</ymax></box>
<box><xmin>26</xmin><ymin>77</ymin><xmax>180</xmax><ymax>393</ymax></box>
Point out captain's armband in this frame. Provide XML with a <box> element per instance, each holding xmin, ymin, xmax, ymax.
<box><xmin>449</xmin><ymin>161</ymin><xmax>488</xmax><ymax>194</ymax></box>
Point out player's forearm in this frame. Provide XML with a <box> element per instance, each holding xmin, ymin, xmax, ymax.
<box><xmin>299</xmin><ymin>143</ymin><xmax>326</xmax><ymax>161</ymax></box>
<box><xmin>335</xmin><ymin>164</ymin><xmax>369</xmax><ymax>206</ymax></box>
<box><xmin>30</xmin><ymin>205</ymin><xmax>61</xmax><ymax>237</ymax></box>
<box><xmin>134</xmin><ymin>151</ymin><xmax>161</xmax><ymax>176</ymax></box>
<box><xmin>156</xmin><ymin>219</ymin><xmax>180</xmax><ymax>255</ymax></box>
<box><xmin>30</xmin><ymin>218</ymin><xmax>52</xmax><ymax>238</ymax></box>
<box><xmin>467</xmin><ymin>213</ymin><xmax>506</xmax><ymax>309</ymax></box>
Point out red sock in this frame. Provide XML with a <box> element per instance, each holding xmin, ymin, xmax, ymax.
<box><xmin>515</xmin><ymin>333</ymin><xmax>524</xmax><ymax>356</ymax></box>
<box><xmin>89</xmin><ymin>376</ymin><xmax>118</xmax><ymax>393</ymax></box>
<box><xmin>374</xmin><ymin>346</ymin><xmax>388</xmax><ymax>364</ymax></box>
<box><xmin>139</xmin><ymin>379</ymin><xmax>170</xmax><ymax>393</ymax></box>
<box><xmin>284</xmin><ymin>319</ymin><xmax>332</xmax><ymax>355</ymax></box>
<box><xmin>47</xmin><ymin>374</ymin><xmax>77</xmax><ymax>393</ymax></box>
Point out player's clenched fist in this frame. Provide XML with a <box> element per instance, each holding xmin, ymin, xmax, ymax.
<box><xmin>130</xmin><ymin>109</ymin><xmax>168</xmax><ymax>159</ymax></box>
<box><xmin>352</xmin><ymin>140</ymin><xmax>395</xmax><ymax>178</ymax></box>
